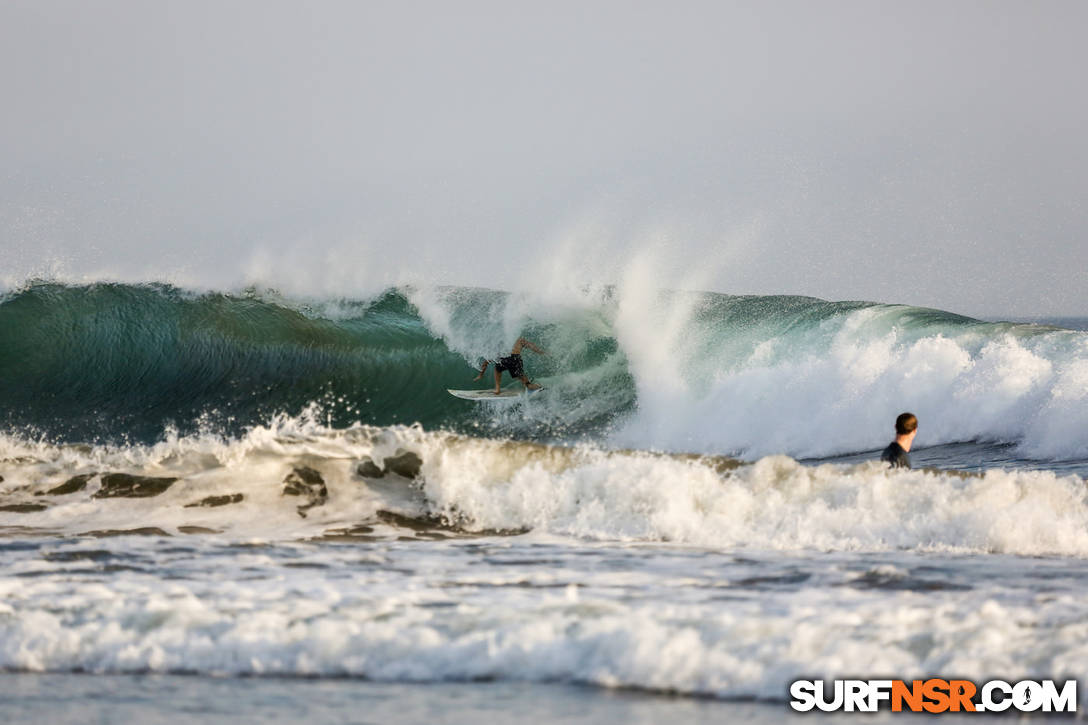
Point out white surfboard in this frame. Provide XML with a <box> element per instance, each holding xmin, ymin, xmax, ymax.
<box><xmin>447</xmin><ymin>388</ymin><xmax>541</xmax><ymax>401</ymax></box>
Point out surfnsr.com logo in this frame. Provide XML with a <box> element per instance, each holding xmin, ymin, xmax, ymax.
<box><xmin>789</xmin><ymin>679</ymin><xmax>1078</xmax><ymax>713</ymax></box>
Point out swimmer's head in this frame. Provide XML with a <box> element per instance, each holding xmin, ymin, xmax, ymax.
<box><xmin>895</xmin><ymin>412</ymin><xmax>918</xmax><ymax>435</ymax></box>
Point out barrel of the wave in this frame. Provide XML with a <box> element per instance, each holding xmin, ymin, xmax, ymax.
<box><xmin>0</xmin><ymin>283</ymin><xmax>479</xmax><ymax>442</ymax></box>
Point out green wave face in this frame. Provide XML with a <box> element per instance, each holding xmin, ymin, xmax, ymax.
<box><xmin>0</xmin><ymin>282</ymin><xmax>635</xmax><ymax>443</ymax></box>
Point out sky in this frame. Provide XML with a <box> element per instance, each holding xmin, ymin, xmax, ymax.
<box><xmin>1</xmin><ymin>0</ymin><xmax>1086</xmax><ymax>316</ymax></box>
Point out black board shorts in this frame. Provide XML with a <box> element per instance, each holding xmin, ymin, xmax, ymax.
<box><xmin>495</xmin><ymin>354</ymin><xmax>524</xmax><ymax>379</ymax></box>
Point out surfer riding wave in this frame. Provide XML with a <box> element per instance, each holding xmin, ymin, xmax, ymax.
<box><xmin>474</xmin><ymin>337</ymin><xmax>547</xmax><ymax>395</ymax></box>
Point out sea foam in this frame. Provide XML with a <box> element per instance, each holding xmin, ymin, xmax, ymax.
<box><xmin>3</xmin><ymin>420</ymin><xmax>1087</xmax><ymax>556</ymax></box>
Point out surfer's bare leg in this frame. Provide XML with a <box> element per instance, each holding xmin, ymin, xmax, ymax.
<box><xmin>473</xmin><ymin>360</ymin><xmax>489</xmax><ymax>382</ymax></box>
<box><xmin>493</xmin><ymin>368</ymin><xmax>502</xmax><ymax>395</ymax></box>
<box><xmin>520</xmin><ymin>375</ymin><xmax>541</xmax><ymax>390</ymax></box>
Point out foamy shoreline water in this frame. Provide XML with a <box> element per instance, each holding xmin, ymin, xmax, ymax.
<box><xmin>3</xmin><ymin>413</ymin><xmax>1086</xmax><ymax>711</ymax></box>
<box><xmin>3</xmin><ymin>535</ymin><xmax>1087</xmax><ymax>699</ymax></box>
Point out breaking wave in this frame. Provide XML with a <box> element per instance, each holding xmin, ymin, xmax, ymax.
<box><xmin>1</xmin><ymin>280</ymin><xmax>1086</xmax><ymax>462</ymax></box>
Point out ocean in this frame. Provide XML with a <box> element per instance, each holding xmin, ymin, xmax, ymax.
<box><xmin>1</xmin><ymin>281</ymin><xmax>1087</xmax><ymax>723</ymax></box>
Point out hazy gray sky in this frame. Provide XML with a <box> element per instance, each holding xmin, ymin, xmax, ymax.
<box><xmin>2</xmin><ymin>0</ymin><xmax>1086</xmax><ymax>315</ymax></box>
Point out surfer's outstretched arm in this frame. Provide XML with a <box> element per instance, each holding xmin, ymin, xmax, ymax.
<box><xmin>513</xmin><ymin>337</ymin><xmax>547</xmax><ymax>356</ymax></box>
